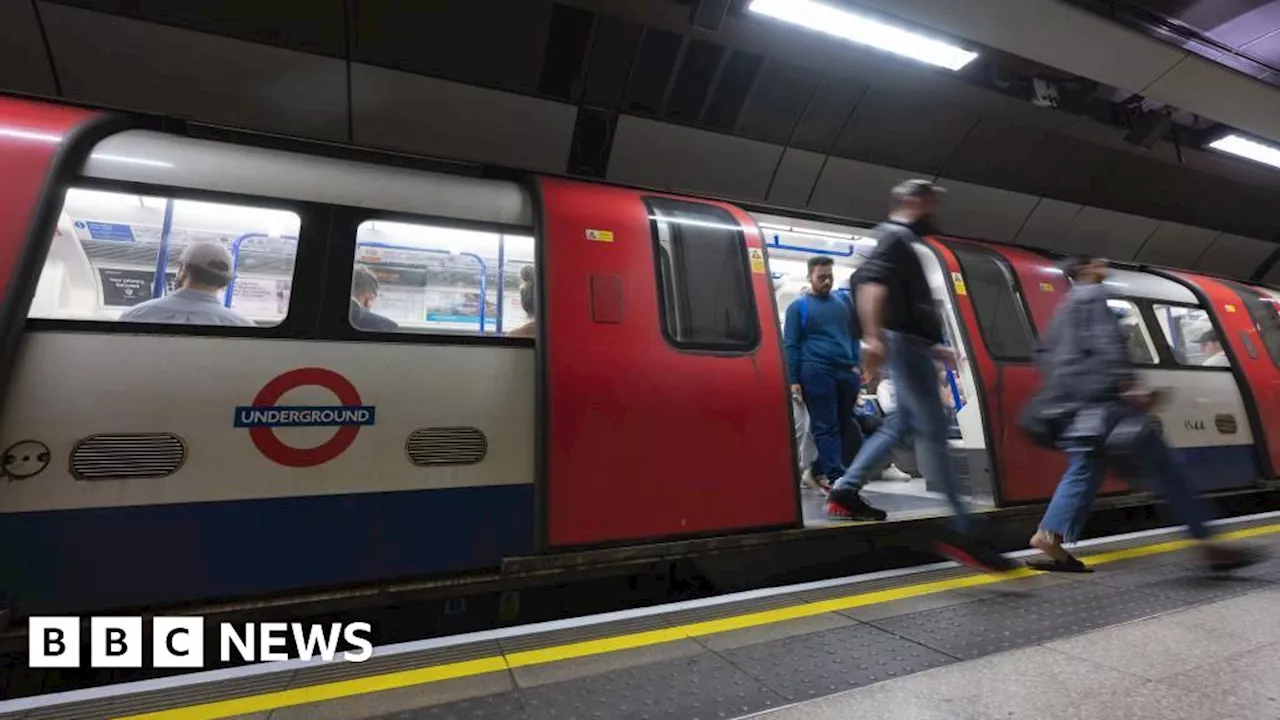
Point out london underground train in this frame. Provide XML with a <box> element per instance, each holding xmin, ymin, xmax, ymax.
<box><xmin>2</xmin><ymin>94</ymin><xmax>1279</xmax><ymax>616</ymax></box>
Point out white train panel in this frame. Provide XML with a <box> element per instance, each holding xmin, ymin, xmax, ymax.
<box><xmin>0</xmin><ymin>333</ymin><xmax>535</xmax><ymax>514</ymax></box>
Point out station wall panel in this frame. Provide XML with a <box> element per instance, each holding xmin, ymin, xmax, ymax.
<box><xmin>351</xmin><ymin>63</ymin><xmax>575</xmax><ymax>174</ymax></box>
<box><xmin>1194</xmin><ymin>233</ymin><xmax>1275</xmax><ymax>278</ymax></box>
<box><xmin>765</xmin><ymin>148</ymin><xmax>825</xmax><ymax>208</ymax></box>
<box><xmin>0</xmin><ymin>1</ymin><xmax>57</xmax><ymax>96</ymax></box>
<box><xmin>1056</xmin><ymin>207</ymin><xmax>1159</xmax><ymax>260</ymax></box>
<box><xmin>807</xmin><ymin>157</ymin><xmax>913</xmax><ymax>221</ymax></box>
<box><xmin>1011</xmin><ymin>198</ymin><xmax>1083</xmax><ymax>250</ymax></box>
<box><xmin>607</xmin><ymin>115</ymin><xmax>782</xmax><ymax>201</ymax></box>
<box><xmin>1133</xmin><ymin>223</ymin><xmax>1219</xmax><ymax>269</ymax></box>
<box><xmin>931</xmin><ymin>178</ymin><xmax>1039</xmax><ymax>244</ymax></box>
<box><xmin>39</xmin><ymin>2</ymin><xmax>348</xmax><ymax>141</ymax></box>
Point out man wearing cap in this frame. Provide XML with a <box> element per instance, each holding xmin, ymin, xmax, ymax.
<box><xmin>119</xmin><ymin>241</ymin><xmax>254</xmax><ymax>327</ymax></box>
<box><xmin>1196</xmin><ymin>329</ymin><xmax>1229</xmax><ymax>367</ymax></box>
<box><xmin>826</xmin><ymin>179</ymin><xmax>1018</xmax><ymax>572</ymax></box>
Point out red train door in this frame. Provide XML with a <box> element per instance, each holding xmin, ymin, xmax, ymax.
<box><xmin>536</xmin><ymin>178</ymin><xmax>796</xmax><ymax>548</ymax></box>
<box><xmin>1168</xmin><ymin>272</ymin><xmax>1280</xmax><ymax>479</ymax></box>
<box><xmin>935</xmin><ymin>239</ymin><xmax>1071</xmax><ymax>503</ymax></box>
<box><xmin>0</xmin><ymin>96</ymin><xmax>110</xmax><ymax>411</ymax></box>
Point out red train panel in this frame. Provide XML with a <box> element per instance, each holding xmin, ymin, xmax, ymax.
<box><xmin>538</xmin><ymin>178</ymin><xmax>796</xmax><ymax>548</ymax></box>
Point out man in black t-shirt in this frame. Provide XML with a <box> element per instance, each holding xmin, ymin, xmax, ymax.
<box><xmin>826</xmin><ymin>180</ymin><xmax>1017</xmax><ymax>573</ymax></box>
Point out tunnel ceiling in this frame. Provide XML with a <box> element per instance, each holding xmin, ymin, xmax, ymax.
<box><xmin>2</xmin><ymin>0</ymin><xmax>1279</xmax><ymax>281</ymax></box>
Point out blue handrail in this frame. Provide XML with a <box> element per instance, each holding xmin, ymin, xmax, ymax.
<box><xmin>151</xmin><ymin>199</ymin><xmax>175</xmax><ymax>299</ymax></box>
<box><xmin>766</xmin><ymin>233</ymin><xmax>857</xmax><ymax>257</ymax></box>
<box><xmin>356</xmin><ymin>242</ymin><xmax>489</xmax><ymax>335</ymax></box>
<box><xmin>496</xmin><ymin>235</ymin><xmax>505</xmax><ymax>335</ymax></box>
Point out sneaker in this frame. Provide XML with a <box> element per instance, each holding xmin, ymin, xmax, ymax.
<box><xmin>934</xmin><ymin>533</ymin><xmax>1020</xmax><ymax>574</ymax></box>
<box><xmin>1205</xmin><ymin>544</ymin><xmax>1265</xmax><ymax>573</ymax></box>
<box><xmin>881</xmin><ymin>465</ymin><xmax>913</xmax><ymax>482</ymax></box>
<box><xmin>826</xmin><ymin>487</ymin><xmax>888</xmax><ymax>521</ymax></box>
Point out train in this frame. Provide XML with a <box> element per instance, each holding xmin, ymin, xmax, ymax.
<box><xmin>2</xmin><ymin>93</ymin><xmax>1279</xmax><ymax>616</ymax></box>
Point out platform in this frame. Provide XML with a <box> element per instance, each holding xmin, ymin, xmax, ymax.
<box><xmin>3</xmin><ymin>513</ymin><xmax>1279</xmax><ymax>720</ymax></box>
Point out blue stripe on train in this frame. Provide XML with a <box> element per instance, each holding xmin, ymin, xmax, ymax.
<box><xmin>0</xmin><ymin>484</ymin><xmax>534</xmax><ymax>615</ymax></box>
<box><xmin>1171</xmin><ymin>445</ymin><xmax>1260</xmax><ymax>493</ymax></box>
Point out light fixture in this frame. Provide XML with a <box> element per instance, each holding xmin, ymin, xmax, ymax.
<box><xmin>748</xmin><ymin>0</ymin><xmax>978</xmax><ymax>71</ymax></box>
<box><xmin>1208</xmin><ymin>134</ymin><xmax>1280</xmax><ymax>170</ymax></box>
<box><xmin>757</xmin><ymin>222</ymin><xmax>793</xmax><ymax>231</ymax></box>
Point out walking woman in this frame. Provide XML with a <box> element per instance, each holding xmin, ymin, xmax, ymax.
<box><xmin>1026</xmin><ymin>256</ymin><xmax>1261</xmax><ymax>573</ymax></box>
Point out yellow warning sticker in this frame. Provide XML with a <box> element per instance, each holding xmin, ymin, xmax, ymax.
<box><xmin>748</xmin><ymin>247</ymin><xmax>766</xmax><ymax>274</ymax></box>
<box><xmin>1039</xmin><ymin>282</ymin><xmax>1055</xmax><ymax>292</ymax></box>
<box><xmin>952</xmin><ymin>271</ymin><xmax>967</xmax><ymax>296</ymax></box>
<box><xmin>1225</xmin><ymin>304</ymin><xmax>1237</xmax><ymax>313</ymax></box>
<box><xmin>586</xmin><ymin>229</ymin><xmax>614</xmax><ymax>243</ymax></box>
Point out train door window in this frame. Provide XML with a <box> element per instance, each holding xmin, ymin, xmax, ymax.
<box><xmin>28</xmin><ymin>187</ymin><xmax>301</xmax><ymax>327</ymax></box>
<box><xmin>350</xmin><ymin>219</ymin><xmax>535</xmax><ymax>337</ymax></box>
<box><xmin>1152</xmin><ymin>303</ymin><xmax>1231</xmax><ymax>368</ymax></box>
<box><xmin>949</xmin><ymin>247</ymin><xmax>1035</xmax><ymax>361</ymax></box>
<box><xmin>645</xmin><ymin>198</ymin><xmax>758</xmax><ymax>351</ymax></box>
<box><xmin>1107</xmin><ymin>299</ymin><xmax>1158</xmax><ymax>365</ymax></box>
<box><xmin>1223</xmin><ymin>281</ymin><xmax>1280</xmax><ymax>369</ymax></box>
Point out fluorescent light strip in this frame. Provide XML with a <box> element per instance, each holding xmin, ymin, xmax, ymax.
<box><xmin>758</xmin><ymin>222</ymin><xmax>793</xmax><ymax>231</ymax></box>
<box><xmin>748</xmin><ymin>0</ymin><xmax>978</xmax><ymax>71</ymax></box>
<box><xmin>1208</xmin><ymin>134</ymin><xmax>1280</xmax><ymax>170</ymax></box>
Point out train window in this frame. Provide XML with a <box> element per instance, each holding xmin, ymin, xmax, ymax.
<box><xmin>1106</xmin><ymin>299</ymin><xmax>1158</xmax><ymax>365</ymax></box>
<box><xmin>949</xmin><ymin>247</ymin><xmax>1035</xmax><ymax>361</ymax></box>
<box><xmin>28</xmin><ymin>188</ymin><xmax>301</xmax><ymax>327</ymax></box>
<box><xmin>350</xmin><ymin>219</ymin><xmax>535</xmax><ymax>337</ymax></box>
<box><xmin>1222</xmin><ymin>281</ymin><xmax>1280</xmax><ymax>369</ymax></box>
<box><xmin>1151</xmin><ymin>304</ymin><xmax>1231</xmax><ymax>368</ymax></box>
<box><xmin>645</xmin><ymin>198</ymin><xmax>759</xmax><ymax>351</ymax></box>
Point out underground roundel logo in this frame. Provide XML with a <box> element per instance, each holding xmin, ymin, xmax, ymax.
<box><xmin>234</xmin><ymin>368</ymin><xmax>376</xmax><ymax>467</ymax></box>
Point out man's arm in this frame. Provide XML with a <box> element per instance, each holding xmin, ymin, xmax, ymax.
<box><xmin>783</xmin><ymin>300</ymin><xmax>803</xmax><ymax>386</ymax></box>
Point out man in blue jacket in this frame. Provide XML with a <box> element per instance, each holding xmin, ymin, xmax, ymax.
<box><xmin>785</xmin><ymin>256</ymin><xmax>862</xmax><ymax>495</ymax></box>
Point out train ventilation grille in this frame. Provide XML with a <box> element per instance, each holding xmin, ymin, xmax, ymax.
<box><xmin>71</xmin><ymin>434</ymin><xmax>186</xmax><ymax>481</ymax></box>
<box><xmin>406</xmin><ymin>427</ymin><xmax>488</xmax><ymax>466</ymax></box>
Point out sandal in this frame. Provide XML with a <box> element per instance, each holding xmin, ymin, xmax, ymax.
<box><xmin>1027</xmin><ymin>557</ymin><xmax>1092</xmax><ymax>573</ymax></box>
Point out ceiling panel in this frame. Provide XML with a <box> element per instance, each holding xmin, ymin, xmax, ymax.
<box><xmin>765</xmin><ymin>149</ymin><xmax>825</xmax><ymax>208</ymax></box>
<box><xmin>45</xmin><ymin>0</ymin><xmax>346</xmax><ymax>57</ymax></box>
<box><xmin>1132</xmin><ymin>223</ymin><xmax>1220</xmax><ymax>269</ymax></box>
<box><xmin>1263</xmin><ymin>258</ymin><xmax>1280</xmax><ymax>285</ymax></box>
<box><xmin>735</xmin><ymin>59</ymin><xmax>820</xmax><ymax>145</ymax></box>
<box><xmin>788</xmin><ymin>73</ymin><xmax>867</xmax><ymax>153</ymax></box>
<box><xmin>1012</xmin><ymin>199</ymin><xmax>1083</xmax><ymax>249</ymax></box>
<box><xmin>1194</xmin><ymin>233</ymin><xmax>1276</xmax><ymax>277</ymax></box>
<box><xmin>352</xmin><ymin>0</ymin><xmax>553</xmax><ymax>95</ymax></box>
<box><xmin>933</xmin><ymin>179</ymin><xmax>1040</xmax><ymax>244</ymax></box>
<box><xmin>938</xmin><ymin>117</ymin><xmax>1060</xmax><ymax>194</ymax></box>
<box><xmin>41</xmin><ymin>2</ymin><xmax>347</xmax><ymax>141</ymax></box>
<box><xmin>1143</xmin><ymin>52</ymin><xmax>1280</xmax><ymax>147</ymax></box>
<box><xmin>832</xmin><ymin>86</ymin><xmax>982</xmax><ymax>176</ymax></box>
<box><xmin>807</xmin><ymin>157</ymin><xmax>913</xmax><ymax>220</ymax></box>
<box><xmin>582</xmin><ymin>14</ymin><xmax>644</xmax><ymax>109</ymax></box>
<box><xmin>606</xmin><ymin>115</ymin><xmax>782</xmax><ymax>200</ymax></box>
<box><xmin>352</xmin><ymin>63</ymin><xmax>575</xmax><ymax>173</ymax></box>
<box><xmin>1057</xmin><ymin>207</ymin><xmax>1161</xmax><ymax>259</ymax></box>
<box><xmin>0</xmin><ymin>1</ymin><xmax>57</xmax><ymax>95</ymax></box>
<box><xmin>844</xmin><ymin>0</ymin><xmax>1185</xmax><ymax>93</ymax></box>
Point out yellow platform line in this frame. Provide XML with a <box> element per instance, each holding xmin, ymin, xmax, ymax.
<box><xmin>115</xmin><ymin>522</ymin><xmax>1280</xmax><ymax>720</ymax></box>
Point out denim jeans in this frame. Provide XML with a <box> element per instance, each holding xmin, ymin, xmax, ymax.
<box><xmin>834</xmin><ymin>332</ymin><xmax>972</xmax><ymax>533</ymax></box>
<box><xmin>1040</xmin><ymin>413</ymin><xmax>1212</xmax><ymax>542</ymax></box>
<box><xmin>800</xmin><ymin>363</ymin><xmax>861</xmax><ymax>480</ymax></box>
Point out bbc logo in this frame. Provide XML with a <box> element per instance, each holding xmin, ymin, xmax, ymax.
<box><xmin>30</xmin><ymin>617</ymin><xmax>374</xmax><ymax>668</ymax></box>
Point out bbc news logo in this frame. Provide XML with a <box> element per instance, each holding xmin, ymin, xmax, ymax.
<box><xmin>29</xmin><ymin>617</ymin><xmax>374</xmax><ymax>668</ymax></box>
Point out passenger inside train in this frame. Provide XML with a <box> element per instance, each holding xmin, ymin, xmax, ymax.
<box><xmin>349</xmin><ymin>265</ymin><xmax>399</xmax><ymax>332</ymax></box>
<box><xmin>118</xmin><ymin>240</ymin><xmax>254</xmax><ymax>327</ymax></box>
<box><xmin>1196</xmin><ymin>329</ymin><xmax>1229</xmax><ymax>367</ymax></box>
<box><xmin>507</xmin><ymin>264</ymin><xmax>537</xmax><ymax>338</ymax></box>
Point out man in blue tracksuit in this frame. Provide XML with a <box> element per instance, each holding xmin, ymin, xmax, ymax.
<box><xmin>785</xmin><ymin>255</ymin><xmax>861</xmax><ymax>489</ymax></box>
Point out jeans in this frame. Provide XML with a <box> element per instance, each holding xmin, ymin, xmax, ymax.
<box><xmin>1039</xmin><ymin>413</ymin><xmax>1212</xmax><ymax>542</ymax></box>
<box><xmin>800</xmin><ymin>363</ymin><xmax>861</xmax><ymax>480</ymax></box>
<box><xmin>834</xmin><ymin>332</ymin><xmax>973</xmax><ymax>533</ymax></box>
<box><xmin>1039</xmin><ymin>451</ymin><xmax>1105</xmax><ymax>543</ymax></box>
